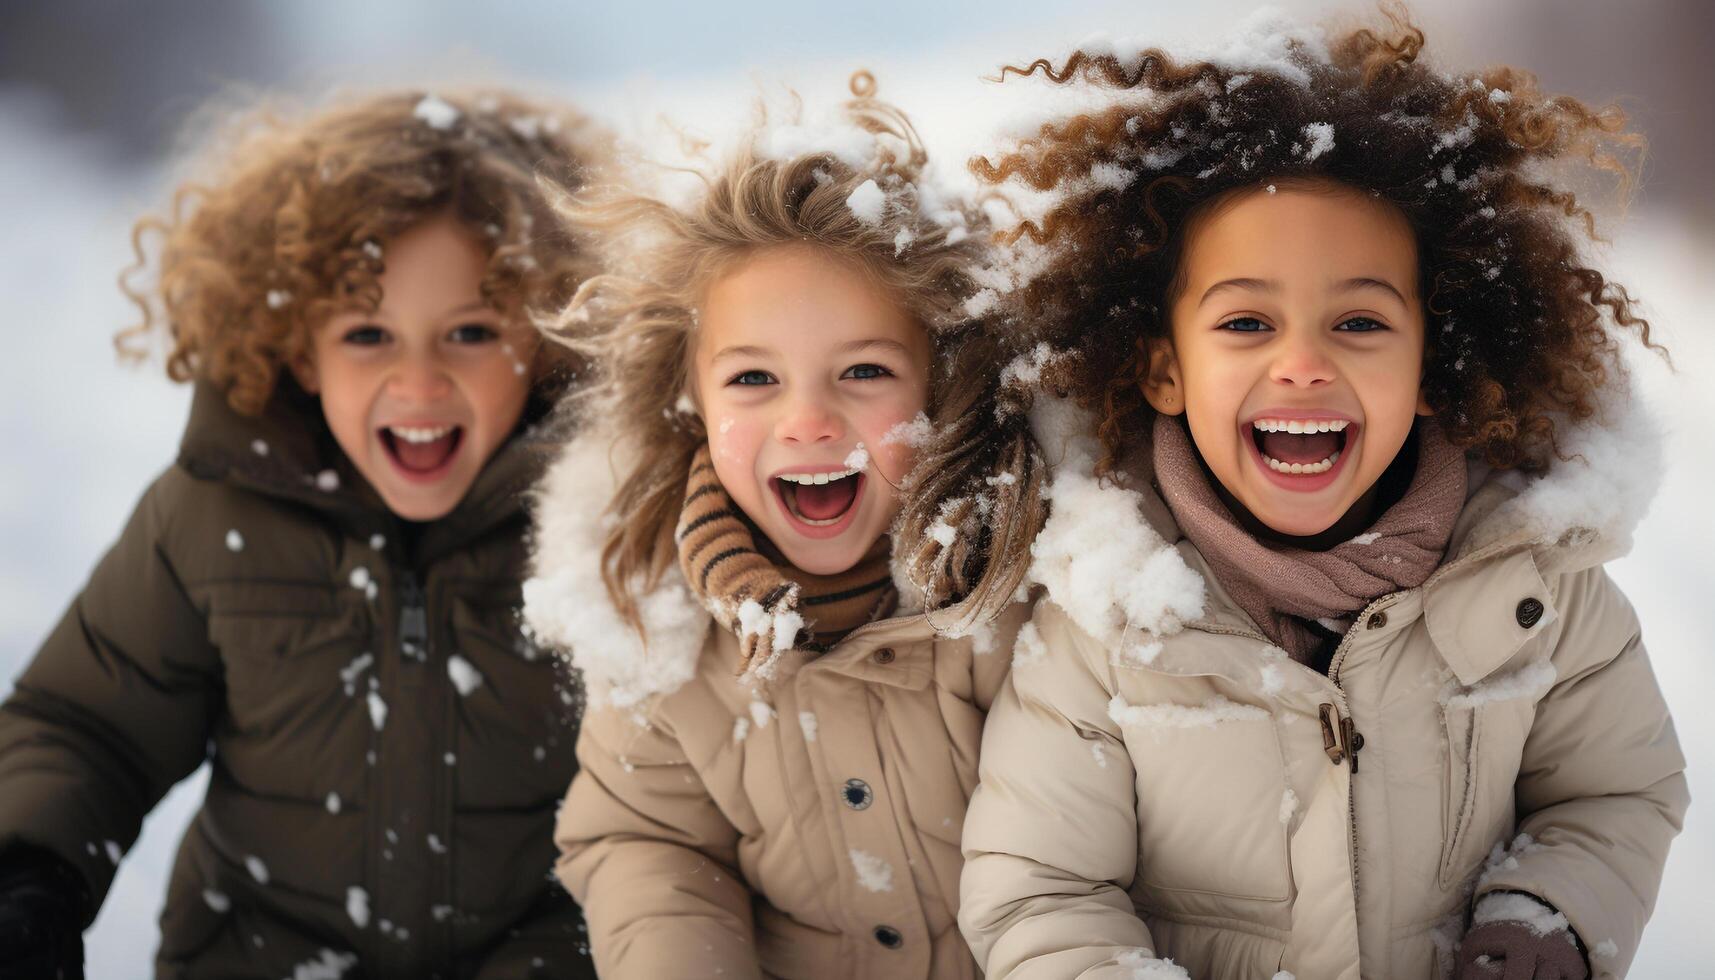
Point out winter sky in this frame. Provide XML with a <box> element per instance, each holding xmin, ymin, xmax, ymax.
<box><xmin>1</xmin><ymin>0</ymin><xmax>1710</xmax><ymax>974</ymax></box>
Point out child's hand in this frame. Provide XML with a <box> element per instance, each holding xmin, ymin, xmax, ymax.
<box><xmin>1457</xmin><ymin>919</ymin><xmax>1589</xmax><ymax>980</ymax></box>
<box><xmin>0</xmin><ymin>845</ymin><xmax>86</xmax><ymax>979</ymax></box>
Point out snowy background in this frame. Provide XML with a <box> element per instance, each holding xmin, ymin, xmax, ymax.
<box><xmin>2</xmin><ymin>0</ymin><xmax>1710</xmax><ymax>974</ymax></box>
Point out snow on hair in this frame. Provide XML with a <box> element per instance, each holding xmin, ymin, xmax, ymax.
<box><xmin>976</xmin><ymin>3</ymin><xmax>1661</xmax><ymax>478</ymax></box>
<box><xmin>117</xmin><ymin>88</ymin><xmax>606</xmax><ymax>415</ymax></box>
<box><xmin>538</xmin><ymin>72</ymin><xmax>1019</xmax><ymax>637</ymax></box>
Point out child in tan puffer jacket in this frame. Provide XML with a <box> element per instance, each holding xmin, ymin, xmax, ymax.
<box><xmin>957</xmin><ymin>9</ymin><xmax>1686</xmax><ymax>980</ymax></box>
<box><xmin>524</xmin><ymin>74</ymin><xmax>1044</xmax><ymax>980</ymax></box>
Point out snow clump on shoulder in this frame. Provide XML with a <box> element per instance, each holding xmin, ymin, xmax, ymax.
<box><xmin>1115</xmin><ymin>948</ymin><xmax>1191</xmax><ymax>979</ymax></box>
<box><xmin>1026</xmin><ymin>394</ymin><xmax>1205</xmax><ymax>650</ymax></box>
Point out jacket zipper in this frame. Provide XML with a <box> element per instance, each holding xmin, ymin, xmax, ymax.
<box><xmin>399</xmin><ymin>572</ymin><xmax>428</xmax><ymax>664</ymax></box>
<box><xmin>1315</xmin><ymin>594</ymin><xmax>1397</xmax><ymax>943</ymax></box>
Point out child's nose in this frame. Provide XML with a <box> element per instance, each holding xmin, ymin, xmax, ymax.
<box><xmin>388</xmin><ymin>354</ymin><xmax>453</xmax><ymax>402</ymax></box>
<box><xmin>1268</xmin><ymin>332</ymin><xmax>1337</xmax><ymax>388</ymax></box>
<box><xmin>774</xmin><ymin>393</ymin><xmax>844</xmax><ymax>445</ymax></box>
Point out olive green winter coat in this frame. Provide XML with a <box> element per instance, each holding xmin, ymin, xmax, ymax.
<box><xmin>0</xmin><ymin>380</ymin><xmax>592</xmax><ymax>979</ymax></box>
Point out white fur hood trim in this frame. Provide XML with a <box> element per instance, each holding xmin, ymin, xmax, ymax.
<box><xmin>522</xmin><ymin>426</ymin><xmax>710</xmax><ymax>710</ymax></box>
<box><xmin>1024</xmin><ymin>382</ymin><xmax>1661</xmax><ymax>651</ymax></box>
<box><xmin>1458</xmin><ymin>382</ymin><xmax>1662</xmax><ymax>572</ymax></box>
<box><xmin>1024</xmin><ymin>395</ymin><xmax>1208</xmax><ymax>657</ymax></box>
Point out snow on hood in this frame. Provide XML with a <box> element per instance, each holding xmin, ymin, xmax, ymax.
<box><xmin>1456</xmin><ymin>380</ymin><xmax>1662</xmax><ymax>573</ymax></box>
<box><xmin>522</xmin><ymin>425</ymin><xmax>709</xmax><ymax>711</ymax></box>
<box><xmin>1024</xmin><ymin>375</ymin><xmax>1661</xmax><ymax>651</ymax></box>
<box><xmin>1024</xmin><ymin>394</ymin><xmax>1206</xmax><ymax>656</ymax></box>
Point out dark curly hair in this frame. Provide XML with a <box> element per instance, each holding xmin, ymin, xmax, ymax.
<box><xmin>118</xmin><ymin>88</ymin><xmax>608</xmax><ymax>415</ymax></box>
<box><xmin>975</xmin><ymin>5</ymin><xmax>1659</xmax><ymax>475</ymax></box>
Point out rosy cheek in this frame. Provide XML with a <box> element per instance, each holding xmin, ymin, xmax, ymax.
<box><xmin>711</xmin><ymin>416</ymin><xmax>740</xmax><ymax>462</ymax></box>
<box><xmin>498</xmin><ymin>341</ymin><xmax>530</xmax><ymax>377</ymax></box>
<box><xmin>711</xmin><ymin>416</ymin><xmax>771</xmax><ymax>469</ymax></box>
<box><xmin>867</xmin><ymin>412</ymin><xmax>925</xmax><ymax>483</ymax></box>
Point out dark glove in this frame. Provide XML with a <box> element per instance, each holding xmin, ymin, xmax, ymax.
<box><xmin>0</xmin><ymin>844</ymin><xmax>89</xmax><ymax>980</ymax></box>
<box><xmin>1457</xmin><ymin>919</ymin><xmax>1590</xmax><ymax>980</ymax></box>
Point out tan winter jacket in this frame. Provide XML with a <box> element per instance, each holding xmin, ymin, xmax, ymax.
<box><xmin>959</xmin><ymin>397</ymin><xmax>1687</xmax><ymax>980</ymax></box>
<box><xmin>523</xmin><ymin>430</ymin><xmax>1026</xmax><ymax>980</ymax></box>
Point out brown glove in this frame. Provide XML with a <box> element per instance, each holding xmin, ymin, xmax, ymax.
<box><xmin>1457</xmin><ymin>892</ymin><xmax>1589</xmax><ymax>980</ymax></box>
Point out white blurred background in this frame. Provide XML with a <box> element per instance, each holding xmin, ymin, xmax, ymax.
<box><xmin>2</xmin><ymin>0</ymin><xmax>1710</xmax><ymax>974</ymax></box>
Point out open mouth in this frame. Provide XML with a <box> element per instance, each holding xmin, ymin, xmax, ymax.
<box><xmin>773</xmin><ymin>467</ymin><xmax>863</xmax><ymax>533</ymax></box>
<box><xmin>380</xmin><ymin>424</ymin><xmax>463</xmax><ymax>479</ymax></box>
<box><xmin>1248</xmin><ymin>418</ymin><xmax>1353</xmax><ymax>476</ymax></box>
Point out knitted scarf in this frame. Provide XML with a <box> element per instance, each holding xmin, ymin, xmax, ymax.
<box><xmin>676</xmin><ymin>445</ymin><xmax>897</xmax><ymax>678</ymax></box>
<box><xmin>1153</xmin><ymin>414</ymin><xmax>1467</xmax><ymax>668</ymax></box>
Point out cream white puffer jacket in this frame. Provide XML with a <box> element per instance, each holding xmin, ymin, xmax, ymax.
<box><xmin>524</xmin><ymin>429</ymin><xmax>1027</xmax><ymax>979</ymax></box>
<box><xmin>958</xmin><ymin>397</ymin><xmax>1688</xmax><ymax>980</ymax></box>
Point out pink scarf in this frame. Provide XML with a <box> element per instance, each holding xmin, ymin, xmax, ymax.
<box><xmin>1152</xmin><ymin>414</ymin><xmax>1467</xmax><ymax>667</ymax></box>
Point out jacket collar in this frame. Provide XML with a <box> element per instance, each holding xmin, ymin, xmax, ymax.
<box><xmin>523</xmin><ymin>424</ymin><xmax>930</xmax><ymax>709</ymax></box>
<box><xmin>178</xmin><ymin>377</ymin><xmax>549</xmax><ymax>562</ymax></box>
<box><xmin>707</xmin><ymin>612</ymin><xmax>941</xmax><ymax>693</ymax></box>
<box><xmin>1026</xmin><ymin>385</ymin><xmax>1659</xmax><ymax>687</ymax></box>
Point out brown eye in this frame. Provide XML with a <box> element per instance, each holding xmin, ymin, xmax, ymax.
<box><xmin>342</xmin><ymin>325</ymin><xmax>387</xmax><ymax>345</ymax></box>
<box><xmin>448</xmin><ymin>323</ymin><xmax>498</xmax><ymax>344</ymax></box>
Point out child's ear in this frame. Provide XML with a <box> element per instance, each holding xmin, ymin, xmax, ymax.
<box><xmin>1139</xmin><ymin>337</ymin><xmax>1185</xmax><ymax>416</ymax></box>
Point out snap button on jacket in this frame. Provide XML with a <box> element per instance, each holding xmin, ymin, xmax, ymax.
<box><xmin>958</xmin><ymin>399</ymin><xmax>1687</xmax><ymax>980</ymax></box>
<box><xmin>555</xmin><ymin>607</ymin><xmax>1027</xmax><ymax>980</ymax></box>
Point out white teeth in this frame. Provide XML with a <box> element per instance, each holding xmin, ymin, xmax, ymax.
<box><xmin>778</xmin><ymin>468</ymin><xmax>859</xmax><ymax>486</ymax></box>
<box><xmin>389</xmin><ymin>425</ymin><xmax>454</xmax><ymax>444</ymax></box>
<box><xmin>1252</xmin><ymin>419</ymin><xmax>1350</xmax><ymax>434</ymax></box>
<box><xmin>1262</xmin><ymin>450</ymin><xmax>1341</xmax><ymax>474</ymax></box>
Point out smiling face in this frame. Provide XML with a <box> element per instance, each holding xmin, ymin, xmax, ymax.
<box><xmin>1144</xmin><ymin>182</ymin><xmax>1431</xmax><ymax>540</ymax></box>
<box><xmin>691</xmin><ymin>244</ymin><xmax>931</xmax><ymax>576</ymax></box>
<box><xmin>296</xmin><ymin>213</ymin><xmax>537</xmax><ymax>521</ymax></box>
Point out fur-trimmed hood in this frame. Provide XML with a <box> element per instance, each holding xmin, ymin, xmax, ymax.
<box><xmin>522</xmin><ymin>425</ymin><xmax>929</xmax><ymax>709</ymax></box>
<box><xmin>522</xmin><ymin>426</ymin><xmax>710</xmax><ymax>710</ymax></box>
<box><xmin>1023</xmin><ymin>385</ymin><xmax>1663</xmax><ymax>671</ymax></box>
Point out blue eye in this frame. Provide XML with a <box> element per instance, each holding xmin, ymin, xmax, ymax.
<box><xmin>448</xmin><ymin>323</ymin><xmax>499</xmax><ymax>344</ymax></box>
<box><xmin>1218</xmin><ymin>317</ymin><xmax>1269</xmax><ymax>333</ymax></box>
<box><xmin>342</xmin><ymin>325</ymin><xmax>387</xmax><ymax>345</ymax></box>
<box><xmin>728</xmin><ymin>370</ymin><xmax>775</xmax><ymax>386</ymax></box>
<box><xmin>1335</xmin><ymin>317</ymin><xmax>1386</xmax><ymax>332</ymax></box>
<box><xmin>842</xmin><ymin>363</ymin><xmax>893</xmax><ymax>381</ymax></box>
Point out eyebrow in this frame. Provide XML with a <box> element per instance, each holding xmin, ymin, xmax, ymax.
<box><xmin>708</xmin><ymin>344</ymin><xmax>773</xmax><ymax>364</ymax></box>
<box><xmin>708</xmin><ymin>338</ymin><xmax>913</xmax><ymax>364</ymax></box>
<box><xmin>836</xmin><ymin>338</ymin><xmax>914</xmax><ymax>357</ymax></box>
<box><xmin>441</xmin><ymin>301</ymin><xmax>494</xmax><ymax>317</ymax></box>
<box><xmin>1199</xmin><ymin>276</ymin><xmax>1410</xmax><ymax>307</ymax></box>
<box><xmin>345</xmin><ymin>300</ymin><xmax>496</xmax><ymax>322</ymax></box>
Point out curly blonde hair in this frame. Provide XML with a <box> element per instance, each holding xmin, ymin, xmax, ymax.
<box><xmin>978</xmin><ymin>4</ymin><xmax>1660</xmax><ymax>476</ymax></box>
<box><xmin>546</xmin><ymin>74</ymin><xmax>1044</xmax><ymax>633</ymax></box>
<box><xmin>118</xmin><ymin>88</ymin><xmax>607</xmax><ymax>415</ymax></box>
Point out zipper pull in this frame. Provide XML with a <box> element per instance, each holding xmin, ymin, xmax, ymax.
<box><xmin>399</xmin><ymin>572</ymin><xmax>428</xmax><ymax>663</ymax></box>
<box><xmin>1318</xmin><ymin>703</ymin><xmax>1345</xmax><ymax>767</ymax></box>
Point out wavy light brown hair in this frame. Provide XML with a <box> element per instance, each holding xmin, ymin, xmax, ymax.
<box><xmin>547</xmin><ymin>74</ymin><xmax>1045</xmax><ymax>633</ymax></box>
<box><xmin>118</xmin><ymin>89</ymin><xmax>607</xmax><ymax>415</ymax></box>
<box><xmin>977</xmin><ymin>5</ymin><xmax>1659</xmax><ymax>477</ymax></box>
